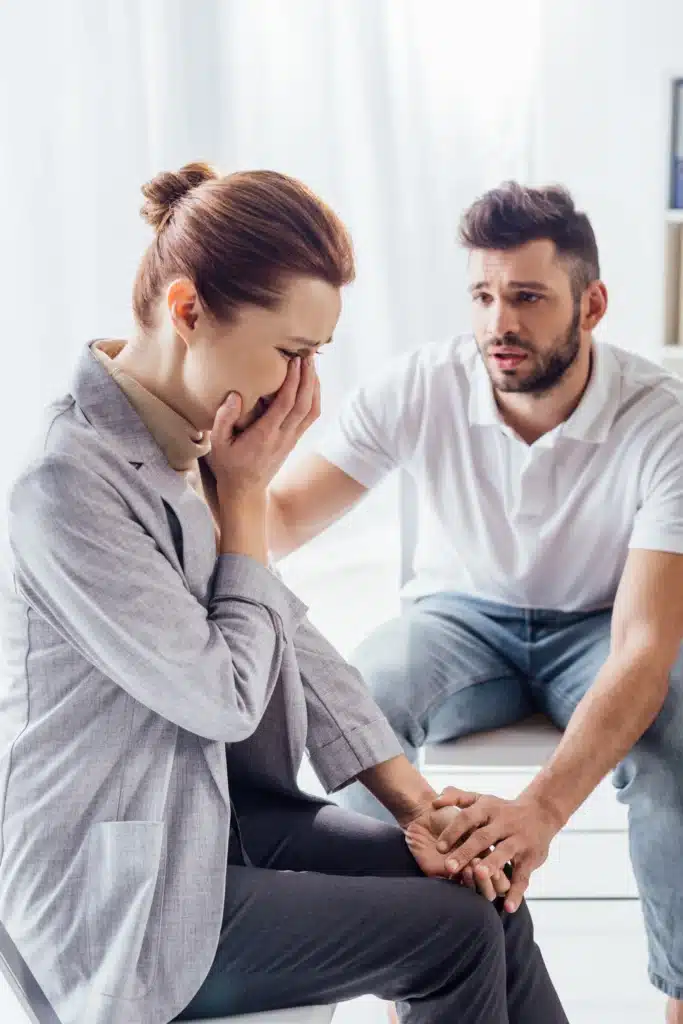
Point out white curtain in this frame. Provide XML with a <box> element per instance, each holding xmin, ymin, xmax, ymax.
<box><xmin>0</xmin><ymin>0</ymin><xmax>540</xmax><ymax>580</ymax></box>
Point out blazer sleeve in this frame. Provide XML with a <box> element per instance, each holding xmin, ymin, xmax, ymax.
<box><xmin>9</xmin><ymin>455</ymin><xmax>308</xmax><ymax>743</ymax></box>
<box><xmin>293</xmin><ymin>614</ymin><xmax>403</xmax><ymax>792</ymax></box>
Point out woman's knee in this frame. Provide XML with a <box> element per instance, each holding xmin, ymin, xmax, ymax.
<box><xmin>412</xmin><ymin>880</ymin><xmax>506</xmax><ymax>963</ymax></box>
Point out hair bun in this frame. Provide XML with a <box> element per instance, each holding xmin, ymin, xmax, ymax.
<box><xmin>140</xmin><ymin>161</ymin><xmax>219</xmax><ymax>232</ymax></box>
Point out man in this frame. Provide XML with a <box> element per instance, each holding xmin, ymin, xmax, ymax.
<box><xmin>267</xmin><ymin>182</ymin><xmax>683</xmax><ymax>1023</ymax></box>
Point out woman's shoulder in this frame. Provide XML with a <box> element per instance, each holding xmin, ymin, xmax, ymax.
<box><xmin>10</xmin><ymin>393</ymin><xmax>138</xmax><ymax>524</ymax></box>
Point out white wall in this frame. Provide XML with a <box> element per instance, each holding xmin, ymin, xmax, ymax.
<box><xmin>531</xmin><ymin>0</ymin><xmax>681</xmax><ymax>358</ymax></box>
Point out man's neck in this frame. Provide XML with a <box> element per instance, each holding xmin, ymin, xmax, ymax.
<box><xmin>495</xmin><ymin>342</ymin><xmax>593</xmax><ymax>446</ymax></box>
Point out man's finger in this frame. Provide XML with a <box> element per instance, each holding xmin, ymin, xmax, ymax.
<box><xmin>443</xmin><ymin>823</ymin><xmax>504</xmax><ymax>874</ymax></box>
<box><xmin>433</xmin><ymin>787</ymin><xmax>479</xmax><ymax>810</ymax></box>
<box><xmin>476</xmin><ymin>838</ymin><xmax>519</xmax><ymax>878</ymax></box>
<box><xmin>436</xmin><ymin>805</ymin><xmax>490</xmax><ymax>854</ymax></box>
<box><xmin>505</xmin><ymin>861</ymin><xmax>532</xmax><ymax>913</ymax></box>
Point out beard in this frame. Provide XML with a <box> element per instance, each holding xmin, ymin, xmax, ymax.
<box><xmin>482</xmin><ymin>303</ymin><xmax>582</xmax><ymax>396</ymax></box>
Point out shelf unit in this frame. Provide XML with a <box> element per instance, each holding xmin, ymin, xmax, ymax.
<box><xmin>663</xmin><ymin>78</ymin><xmax>683</xmax><ymax>366</ymax></box>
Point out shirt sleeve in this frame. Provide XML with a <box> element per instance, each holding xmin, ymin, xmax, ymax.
<box><xmin>315</xmin><ymin>348</ymin><xmax>425</xmax><ymax>487</ymax></box>
<box><xmin>9</xmin><ymin>454</ymin><xmax>308</xmax><ymax>744</ymax></box>
<box><xmin>629</xmin><ymin>429</ymin><xmax>683</xmax><ymax>554</ymax></box>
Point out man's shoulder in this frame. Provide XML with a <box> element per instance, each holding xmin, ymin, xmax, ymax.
<box><xmin>603</xmin><ymin>343</ymin><xmax>683</xmax><ymax>460</ymax></box>
<box><xmin>606</xmin><ymin>341</ymin><xmax>683</xmax><ymax>410</ymax></box>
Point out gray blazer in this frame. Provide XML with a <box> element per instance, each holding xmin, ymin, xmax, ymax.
<box><xmin>0</xmin><ymin>344</ymin><xmax>401</xmax><ymax>1024</ymax></box>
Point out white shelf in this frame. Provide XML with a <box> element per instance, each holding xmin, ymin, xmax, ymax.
<box><xmin>660</xmin><ymin>343</ymin><xmax>683</xmax><ymax>358</ymax></box>
<box><xmin>666</xmin><ymin>208</ymin><xmax>683</xmax><ymax>222</ymax></box>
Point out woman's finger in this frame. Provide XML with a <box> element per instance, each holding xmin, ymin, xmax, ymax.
<box><xmin>261</xmin><ymin>356</ymin><xmax>302</xmax><ymax>427</ymax></box>
<box><xmin>433</xmin><ymin>786</ymin><xmax>479</xmax><ymax>811</ymax></box>
<box><xmin>459</xmin><ymin>864</ymin><xmax>476</xmax><ymax>890</ymax></box>
<box><xmin>472</xmin><ymin>858</ymin><xmax>497</xmax><ymax>901</ymax></box>
<box><xmin>211</xmin><ymin>392</ymin><xmax>242</xmax><ymax>446</ymax></box>
<box><xmin>492</xmin><ymin>870</ymin><xmax>511</xmax><ymax>897</ymax></box>
<box><xmin>282</xmin><ymin>356</ymin><xmax>317</xmax><ymax>434</ymax></box>
<box><xmin>295</xmin><ymin>368</ymin><xmax>321</xmax><ymax>437</ymax></box>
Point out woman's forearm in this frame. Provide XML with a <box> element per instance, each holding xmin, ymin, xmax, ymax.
<box><xmin>356</xmin><ymin>755</ymin><xmax>437</xmax><ymax>827</ymax></box>
<box><xmin>219</xmin><ymin>489</ymin><xmax>269</xmax><ymax>565</ymax></box>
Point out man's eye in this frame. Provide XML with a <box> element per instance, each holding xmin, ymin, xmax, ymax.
<box><xmin>472</xmin><ymin>294</ymin><xmax>492</xmax><ymax>305</ymax></box>
<box><xmin>277</xmin><ymin>349</ymin><xmax>297</xmax><ymax>360</ymax></box>
<box><xmin>518</xmin><ymin>292</ymin><xmax>540</xmax><ymax>304</ymax></box>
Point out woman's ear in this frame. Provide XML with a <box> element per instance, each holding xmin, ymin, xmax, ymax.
<box><xmin>167</xmin><ymin>278</ymin><xmax>201</xmax><ymax>341</ymax></box>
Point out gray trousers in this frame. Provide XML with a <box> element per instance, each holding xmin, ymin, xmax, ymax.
<box><xmin>174</xmin><ymin>789</ymin><xmax>567</xmax><ymax>1023</ymax></box>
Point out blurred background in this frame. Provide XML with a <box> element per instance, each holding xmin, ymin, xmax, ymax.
<box><xmin>1</xmin><ymin>2</ymin><xmax>681</xmax><ymax>1020</ymax></box>
<box><xmin>4</xmin><ymin>0</ymin><xmax>681</xmax><ymax>637</ymax></box>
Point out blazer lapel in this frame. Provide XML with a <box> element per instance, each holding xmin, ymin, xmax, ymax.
<box><xmin>71</xmin><ymin>343</ymin><xmax>231</xmax><ymax>808</ymax></box>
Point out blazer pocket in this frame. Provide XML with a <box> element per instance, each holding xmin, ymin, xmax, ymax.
<box><xmin>86</xmin><ymin>820</ymin><xmax>167</xmax><ymax>1000</ymax></box>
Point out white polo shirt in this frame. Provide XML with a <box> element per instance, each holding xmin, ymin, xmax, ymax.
<box><xmin>316</xmin><ymin>335</ymin><xmax>683</xmax><ymax>611</ymax></box>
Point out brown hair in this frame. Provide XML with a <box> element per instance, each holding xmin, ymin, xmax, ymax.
<box><xmin>459</xmin><ymin>182</ymin><xmax>600</xmax><ymax>298</ymax></box>
<box><xmin>133</xmin><ymin>162</ymin><xmax>355</xmax><ymax>329</ymax></box>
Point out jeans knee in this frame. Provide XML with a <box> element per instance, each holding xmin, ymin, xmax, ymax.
<box><xmin>614</xmin><ymin>746</ymin><xmax>683</xmax><ymax>815</ymax></box>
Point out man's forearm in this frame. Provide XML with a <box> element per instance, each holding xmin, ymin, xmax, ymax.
<box><xmin>356</xmin><ymin>755</ymin><xmax>437</xmax><ymax>827</ymax></box>
<box><xmin>523</xmin><ymin>649</ymin><xmax>669</xmax><ymax>826</ymax></box>
<box><xmin>266</xmin><ymin>491</ymin><xmax>295</xmax><ymax>562</ymax></box>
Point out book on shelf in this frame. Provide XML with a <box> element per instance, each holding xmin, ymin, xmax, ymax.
<box><xmin>671</xmin><ymin>79</ymin><xmax>683</xmax><ymax>210</ymax></box>
<box><xmin>678</xmin><ymin>224</ymin><xmax>683</xmax><ymax>346</ymax></box>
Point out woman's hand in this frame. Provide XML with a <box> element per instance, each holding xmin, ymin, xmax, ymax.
<box><xmin>404</xmin><ymin>802</ymin><xmax>511</xmax><ymax>901</ymax></box>
<box><xmin>209</xmin><ymin>356</ymin><xmax>320</xmax><ymax>498</ymax></box>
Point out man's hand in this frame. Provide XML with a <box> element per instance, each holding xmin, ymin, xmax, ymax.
<box><xmin>403</xmin><ymin>799</ymin><xmax>510</xmax><ymax>902</ymax></box>
<box><xmin>432</xmin><ymin>789</ymin><xmax>564</xmax><ymax>912</ymax></box>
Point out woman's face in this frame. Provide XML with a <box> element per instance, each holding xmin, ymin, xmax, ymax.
<box><xmin>173</xmin><ymin>276</ymin><xmax>341</xmax><ymax>431</ymax></box>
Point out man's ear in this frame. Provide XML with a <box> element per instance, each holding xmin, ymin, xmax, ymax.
<box><xmin>166</xmin><ymin>278</ymin><xmax>201</xmax><ymax>342</ymax></box>
<box><xmin>582</xmin><ymin>280</ymin><xmax>608</xmax><ymax>332</ymax></box>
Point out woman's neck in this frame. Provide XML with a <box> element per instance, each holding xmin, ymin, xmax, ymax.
<box><xmin>113</xmin><ymin>335</ymin><xmax>210</xmax><ymax>432</ymax></box>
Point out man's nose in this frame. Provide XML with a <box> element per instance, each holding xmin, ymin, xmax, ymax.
<box><xmin>488</xmin><ymin>300</ymin><xmax>520</xmax><ymax>339</ymax></box>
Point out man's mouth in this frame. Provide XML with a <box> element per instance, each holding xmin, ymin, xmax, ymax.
<box><xmin>489</xmin><ymin>349</ymin><xmax>528</xmax><ymax>371</ymax></box>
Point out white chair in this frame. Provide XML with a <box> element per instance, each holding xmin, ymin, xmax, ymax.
<box><xmin>198</xmin><ymin>1009</ymin><xmax>336</xmax><ymax>1024</ymax></box>
<box><xmin>0</xmin><ymin>917</ymin><xmax>335</xmax><ymax>1024</ymax></box>
<box><xmin>398</xmin><ymin>471</ymin><xmax>634</xmax><ymax>898</ymax></box>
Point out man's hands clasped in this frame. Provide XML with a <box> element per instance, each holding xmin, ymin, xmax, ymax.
<box><xmin>428</xmin><ymin>787</ymin><xmax>565</xmax><ymax>912</ymax></box>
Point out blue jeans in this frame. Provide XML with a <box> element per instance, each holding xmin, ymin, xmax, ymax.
<box><xmin>337</xmin><ymin>593</ymin><xmax>683</xmax><ymax>1000</ymax></box>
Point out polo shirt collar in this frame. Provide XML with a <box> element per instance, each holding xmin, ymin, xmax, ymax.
<box><xmin>468</xmin><ymin>340</ymin><xmax>621</xmax><ymax>444</ymax></box>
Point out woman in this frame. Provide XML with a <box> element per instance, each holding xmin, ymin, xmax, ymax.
<box><xmin>1</xmin><ymin>163</ymin><xmax>567</xmax><ymax>1024</ymax></box>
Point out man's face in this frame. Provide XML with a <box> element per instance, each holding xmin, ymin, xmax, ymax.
<box><xmin>468</xmin><ymin>239</ymin><xmax>583</xmax><ymax>395</ymax></box>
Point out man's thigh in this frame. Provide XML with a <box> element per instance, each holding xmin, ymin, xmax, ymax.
<box><xmin>529</xmin><ymin>608</ymin><xmax>612</xmax><ymax>728</ymax></box>
<box><xmin>351</xmin><ymin>593</ymin><xmax>533</xmax><ymax>749</ymax></box>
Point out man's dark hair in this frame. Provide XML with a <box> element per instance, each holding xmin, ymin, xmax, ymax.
<box><xmin>459</xmin><ymin>182</ymin><xmax>600</xmax><ymax>299</ymax></box>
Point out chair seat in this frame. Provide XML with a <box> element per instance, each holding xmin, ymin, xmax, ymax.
<box><xmin>191</xmin><ymin>1005</ymin><xmax>336</xmax><ymax>1023</ymax></box>
<box><xmin>422</xmin><ymin>713</ymin><xmax>562</xmax><ymax>770</ymax></box>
